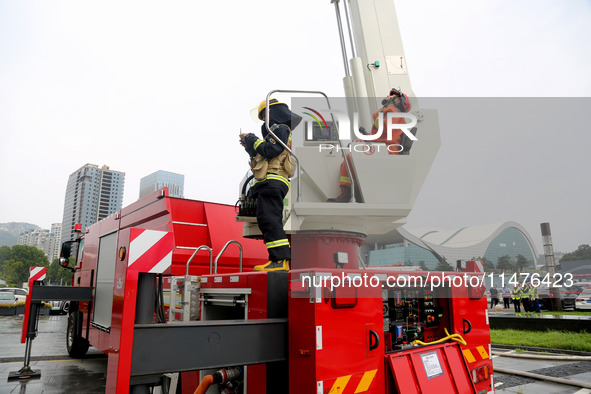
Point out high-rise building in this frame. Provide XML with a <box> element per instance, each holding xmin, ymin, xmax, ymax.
<box><xmin>17</xmin><ymin>229</ymin><xmax>52</xmax><ymax>257</ymax></box>
<box><xmin>61</xmin><ymin>164</ymin><xmax>125</xmax><ymax>243</ymax></box>
<box><xmin>139</xmin><ymin>170</ymin><xmax>184</xmax><ymax>199</ymax></box>
<box><xmin>17</xmin><ymin>223</ymin><xmax>62</xmax><ymax>261</ymax></box>
<box><xmin>50</xmin><ymin>223</ymin><xmax>62</xmax><ymax>261</ymax></box>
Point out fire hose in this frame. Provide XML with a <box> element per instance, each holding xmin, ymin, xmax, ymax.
<box><xmin>493</xmin><ymin>350</ymin><xmax>591</xmax><ymax>389</ymax></box>
<box><xmin>411</xmin><ymin>328</ymin><xmax>467</xmax><ymax>347</ymax></box>
<box><xmin>193</xmin><ymin>367</ymin><xmax>242</xmax><ymax>394</ymax></box>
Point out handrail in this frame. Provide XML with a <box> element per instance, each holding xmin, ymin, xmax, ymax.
<box><xmin>263</xmin><ymin>90</ymin><xmax>353</xmax><ymax>203</ymax></box>
<box><xmin>214</xmin><ymin>240</ymin><xmax>243</xmax><ymax>274</ymax></box>
<box><xmin>183</xmin><ymin>245</ymin><xmax>213</xmax><ymax>276</ymax></box>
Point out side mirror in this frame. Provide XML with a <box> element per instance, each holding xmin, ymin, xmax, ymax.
<box><xmin>59</xmin><ymin>241</ymin><xmax>76</xmax><ymax>272</ymax></box>
<box><xmin>60</xmin><ymin>242</ymin><xmax>72</xmax><ymax>260</ymax></box>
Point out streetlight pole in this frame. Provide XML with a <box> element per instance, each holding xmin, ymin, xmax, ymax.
<box><xmin>540</xmin><ymin>222</ymin><xmax>562</xmax><ymax>311</ymax></box>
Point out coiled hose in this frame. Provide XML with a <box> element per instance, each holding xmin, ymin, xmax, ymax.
<box><xmin>411</xmin><ymin>327</ymin><xmax>467</xmax><ymax>346</ymax></box>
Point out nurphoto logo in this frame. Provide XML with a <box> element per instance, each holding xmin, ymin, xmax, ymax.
<box><xmin>301</xmin><ymin>107</ymin><xmax>418</xmax><ymax>154</ymax></box>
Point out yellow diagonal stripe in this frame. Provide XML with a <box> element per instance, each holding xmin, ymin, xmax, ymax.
<box><xmin>463</xmin><ymin>349</ymin><xmax>476</xmax><ymax>363</ymax></box>
<box><xmin>354</xmin><ymin>369</ymin><xmax>378</xmax><ymax>393</ymax></box>
<box><xmin>476</xmin><ymin>346</ymin><xmax>489</xmax><ymax>360</ymax></box>
<box><xmin>329</xmin><ymin>375</ymin><xmax>352</xmax><ymax>394</ymax></box>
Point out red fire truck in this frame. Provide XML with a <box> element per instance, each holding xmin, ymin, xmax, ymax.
<box><xmin>31</xmin><ymin>188</ymin><xmax>491</xmax><ymax>393</ymax></box>
<box><xmin>19</xmin><ymin>0</ymin><xmax>494</xmax><ymax>393</ymax></box>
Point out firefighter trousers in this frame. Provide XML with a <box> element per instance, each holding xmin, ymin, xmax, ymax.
<box><xmin>249</xmin><ymin>178</ymin><xmax>290</xmax><ymax>262</ymax></box>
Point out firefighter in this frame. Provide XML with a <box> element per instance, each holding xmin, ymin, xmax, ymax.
<box><xmin>511</xmin><ymin>284</ymin><xmax>521</xmax><ymax>313</ymax></box>
<box><xmin>239</xmin><ymin>98</ymin><xmax>302</xmax><ymax>271</ymax></box>
<box><xmin>327</xmin><ymin>88</ymin><xmax>411</xmax><ymax>202</ymax></box>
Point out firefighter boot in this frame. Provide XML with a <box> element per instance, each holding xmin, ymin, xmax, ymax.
<box><xmin>327</xmin><ymin>185</ymin><xmax>352</xmax><ymax>203</ymax></box>
<box><xmin>254</xmin><ymin>259</ymin><xmax>290</xmax><ymax>271</ymax></box>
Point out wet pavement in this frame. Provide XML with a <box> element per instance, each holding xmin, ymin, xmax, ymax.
<box><xmin>0</xmin><ymin>315</ymin><xmax>107</xmax><ymax>393</ymax></box>
<box><xmin>492</xmin><ymin>348</ymin><xmax>591</xmax><ymax>393</ymax></box>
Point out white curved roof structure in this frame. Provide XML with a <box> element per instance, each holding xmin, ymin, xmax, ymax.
<box><xmin>401</xmin><ymin>221</ymin><xmax>539</xmax><ymax>267</ymax></box>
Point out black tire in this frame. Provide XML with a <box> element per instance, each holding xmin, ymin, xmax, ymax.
<box><xmin>66</xmin><ymin>312</ymin><xmax>89</xmax><ymax>358</ymax></box>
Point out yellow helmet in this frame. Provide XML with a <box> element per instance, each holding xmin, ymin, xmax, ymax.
<box><xmin>252</xmin><ymin>98</ymin><xmax>284</xmax><ymax>121</ymax></box>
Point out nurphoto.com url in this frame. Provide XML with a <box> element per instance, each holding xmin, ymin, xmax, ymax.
<box><xmin>300</xmin><ymin>272</ymin><xmax>575</xmax><ymax>292</ymax></box>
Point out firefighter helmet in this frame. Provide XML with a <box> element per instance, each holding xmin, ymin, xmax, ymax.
<box><xmin>384</xmin><ymin>88</ymin><xmax>411</xmax><ymax>112</ymax></box>
<box><xmin>252</xmin><ymin>98</ymin><xmax>286</xmax><ymax>121</ymax></box>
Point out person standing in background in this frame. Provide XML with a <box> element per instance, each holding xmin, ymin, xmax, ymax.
<box><xmin>502</xmin><ymin>285</ymin><xmax>511</xmax><ymax>309</ymax></box>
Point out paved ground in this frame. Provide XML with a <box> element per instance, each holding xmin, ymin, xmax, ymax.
<box><xmin>2</xmin><ymin>315</ymin><xmax>590</xmax><ymax>393</ymax></box>
<box><xmin>0</xmin><ymin>315</ymin><xmax>106</xmax><ymax>393</ymax></box>
<box><xmin>492</xmin><ymin>349</ymin><xmax>591</xmax><ymax>393</ymax></box>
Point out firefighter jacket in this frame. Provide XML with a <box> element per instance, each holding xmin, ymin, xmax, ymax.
<box><xmin>244</xmin><ymin>123</ymin><xmax>293</xmax><ymax>185</ymax></box>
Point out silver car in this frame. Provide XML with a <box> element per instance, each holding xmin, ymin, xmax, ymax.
<box><xmin>0</xmin><ymin>292</ymin><xmax>17</xmax><ymax>304</ymax></box>
<box><xmin>0</xmin><ymin>288</ymin><xmax>28</xmax><ymax>302</ymax></box>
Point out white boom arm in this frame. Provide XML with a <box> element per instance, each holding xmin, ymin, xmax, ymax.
<box><xmin>240</xmin><ymin>0</ymin><xmax>440</xmax><ymax>238</ymax></box>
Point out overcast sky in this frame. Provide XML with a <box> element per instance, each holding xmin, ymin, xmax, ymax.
<box><xmin>1</xmin><ymin>0</ymin><xmax>590</xmax><ymax>253</ymax></box>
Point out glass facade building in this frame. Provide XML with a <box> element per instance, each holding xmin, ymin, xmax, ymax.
<box><xmin>139</xmin><ymin>170</ymin><xmax>184</xmax><ymax>199</ymax></box>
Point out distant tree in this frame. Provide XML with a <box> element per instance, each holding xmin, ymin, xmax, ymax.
<box><xmin>47</xmin><ymin>258</ymin><xmax>73</xmax><ymax>286</ymax></box>
<box><xmin>515</xmin><ymin>254</ymin><xmax>531</xmax><ymax>272</ymax></box>
<box><xmin>560</xmin><ymin>244</ymin><xmax>591</xmax><ymax>262</ymax></box>
<box><xmin>11</xmin><ymin>245</ymin><xmax>49</xmax><ymax>267</ymax></box>
<box><xmin>0</xmin><ymin>245</ymin><xmax>49</xmax><ymax>287</ymax></box>
<box><xmin>0</xmin><ymin>245</ymin><xmax>12</xmax><ymax>272</ymax></box>
<box><xmin>2</xmin><ymin>260</ymin><xmax>28</xmax><ymax>287</ymax></box>
<box><xmin>418</xmin><ymin>261</ymin><xmax>428</xmax><ymax>271</ymax></box>
<box><xmin>496</xmin><ymin>255</ymin><xmax>515</xmax><ymax>272</ymax></box>
<box><xmin>474</xmin><ymin>256</ymin><xmax>495</xmax><ymax>272</ymax></box>
<box><xmin>435</xmin><ymin>259</ymin><xmax>453</xmax><ymax>271</ymax></box>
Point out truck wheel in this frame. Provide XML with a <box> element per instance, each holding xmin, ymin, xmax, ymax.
<box><xmin>67</xmin><ymin>312</ymin><xmax>89</xmax><ymax>358</ymax></box>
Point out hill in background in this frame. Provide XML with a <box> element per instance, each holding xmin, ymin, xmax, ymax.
<box><xmin>0</xmin><ymin>222</ymin><xmax>40</xmax><ymax>247</ymax></box>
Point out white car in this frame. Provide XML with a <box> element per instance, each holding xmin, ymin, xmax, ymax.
<box><xmin>575</xmin><ymin>288</ymin><xmax>591</xmax><ymax>311</ymax></box>
<box><xmin>0</xmin><ymin>288</ymin><xmax>28</xmax><ymax>302</ymax></box>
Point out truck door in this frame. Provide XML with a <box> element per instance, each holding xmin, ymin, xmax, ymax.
<box><xmin>93</xmin><ymin>231</ymin><xmax>118</xmax><ymax>331</ymax></box>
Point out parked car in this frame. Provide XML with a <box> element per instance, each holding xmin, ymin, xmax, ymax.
<box><xmin>0</xmin><ymin>292</ymin><xmax>17</xmax><ymax>305</ymax></box>
<box><xmin>537</xmin><ymin>283</ymin><xmax>583</xmax><ymax>311</ymax></box>
<box><xmin>0</xmin><ymin>288</ymin><xmax>28</xmax><ymax>302</ymax></box>
<box><xmin>575</xmin><ymin>287</ymin><xmax>591</xmax><ymax>311</ymax></box>
<box><xmin>50</xmin><ymin>300</ymin><xmax>70</xmax><ymax>315</ymax></box>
